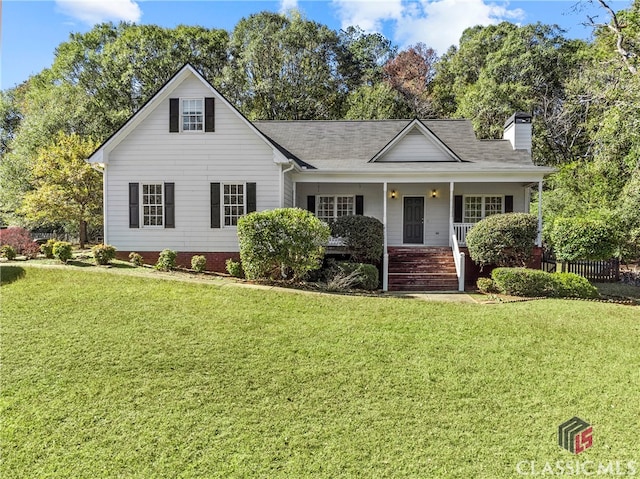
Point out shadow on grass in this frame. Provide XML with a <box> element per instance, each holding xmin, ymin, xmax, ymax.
<box><xmin>0</xmin><ymin>265</ymin><xmax>26</xmax><ymax>285</ymax></box>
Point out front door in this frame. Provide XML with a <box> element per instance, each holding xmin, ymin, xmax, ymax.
<box><xmin>403</xmin><ymin>196</ymin><xmax>424</xmax><ymax>244</ymax></box>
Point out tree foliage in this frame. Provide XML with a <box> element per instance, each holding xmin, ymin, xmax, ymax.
<box><xmin>20</xmin><ymin>132</ymin><xmax>102</xmax><ymax>248</ymax></box>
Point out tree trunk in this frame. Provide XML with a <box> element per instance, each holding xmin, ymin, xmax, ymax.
<box><xmin>79</xmin><ymin>220</ymin><xmax>88</xmax><ymax>249</ymax></box>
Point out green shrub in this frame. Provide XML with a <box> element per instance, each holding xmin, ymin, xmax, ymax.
<box><xmin>333</xmin><ymin>262</ymin><xmax>379</xmax><ymax>290</ymax></box>
<box><xmin>552</xmin><ymin>273</ymin><xmax>598</xmax><ymax>299</ymax></box>
<box><xmin>466</xmin><ymin>213</ymin><xmax>538</xmax><ymax>267</ymax></box>
<box><xmin>52</xmin><ymin>241</ymin><xmax>73</xmax><ymax>263</ymax></box>
<box><xmin>491</xmin><ymin>268</ymin><xmax>600</xmax><ymax>299</ymax></box>
<box><xmin>225</xmin><ymin>259</ymin><xmax>244</xmax><ymax>278</ymax></box>
<box><xmin>550</xmin><ymin>216</ymin><xmax>617</xmax><ymax>261</ymax></box>
<box><xmin>237</xmin><ymin>208</ymin><xmax>330</xmax><ymax>281</ymax></box>
<box><xmin>155</xmin><ymin>249</ymin><xmax>177</xmax><ymax>271</ymax></box>
<box><xmin>191</xmin><ymin>255</ymin><xmax>207</xmax><ymax>272</ymax></box>
<box><xmin>0</xmin><ymin>227</ymin><xmax>40</xmax><ymax>258</ymax></box>
<box><xmin>41</xmin><ymin>239</ymin><xmax>56</xmax><ymax>259</ymax></box>
<box><xmin>491</xmin><ymin>268</ymin><xmax>554</xmax><ymax>297</ymax></box>
<box><xmin>92</xmin><ymin>244</ymin><xmax>116</xmax><ymax>265</ymax></box>
<box><xmin>1</xmin><ymin>245</ymin><xmax>17</xmax><ymax>260</ymax></box>
<box><xmin>129</xmin><ymin>252</ymin><xmax>144</xmax><ymax>267</ymax></box>
<box><xmin>476</xmin><ymin>277</ymin><xmax>498</xmax><ymax>294</ymax></box>
<box><xmin>330</xmin><ymin>215</ymin><xmax>384</xmax><ymax>263</ymax></box>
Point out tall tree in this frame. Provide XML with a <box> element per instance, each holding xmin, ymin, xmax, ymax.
<box><xmin>20</xmin><ymin>132</ymin><xmax>102</xmax><ymax>248</ymax></box>
<box><xmin>383</xmin><ymin>43</ymin><xmax>438</xmax><ymax>117</ymax></box>
<box><xmin>223</xmin><ymin>11</ymin><xmax>345</xmax><ymax>120</ymax></box>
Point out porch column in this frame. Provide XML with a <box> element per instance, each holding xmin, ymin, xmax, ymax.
<box><xmin>383</xmin><ymin>181</ymin><xmax>389</xmax><ymax>292</ymax></box>
<box><xmin>537</xmin><ymin>180</ymin><xmax>543</xmax><ymax>246</ymax></box>
<box><xmin>448</xmin><ymin>181</ymin><xmax>454</xmax><ymax>247</ymax></box>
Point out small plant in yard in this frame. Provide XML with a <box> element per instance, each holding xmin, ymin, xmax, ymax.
<box><xmin>1</xmin><ymin>245</ymin><xmax>17</xmax><ymax>260</ymax></box>
<box><xmin>41</xmin><ymin>239</ymin><xmax>57</xmax><ymax>258</ymax></box>
<box><xmin>92</xmin><ymin>244</ymin><xmax>117</xmax><ymax>265</ymax></box>
<box><xmin>225</xmin><ymin>259</ymin><xmax>244</xmax><ymax>278</ymax></box>
<box><xmin>0</xmin><ymin>226</ymin><xmax>40</xmax><ymax>259</ymax></box>
<box><xmin>129</xmin><ymin>252</ymin><xmax>144</xmax><ymax>267</ymax></box>
<box><xmin>52</xmin><ymin>241</ymin><xmax>73</xmax><ymax>263</ymax></box>
<box><xmin>155</xmin><ymin>249</ymin><xmax>177</xmax><ymax>271</ymax></box>
<box><xmin>327</xmin><ymin>262</ymin><xmax>379</xmax><ymax>291</ymax></box>
<box><xmin>476</xmin><ymin>277</ymin><xmax>498</xmax><ymax>294</ymax></box>
<box><xmin>191</xmin><ymin>255</ymin><xmax>207</xmax><ymax>272</ymax></box>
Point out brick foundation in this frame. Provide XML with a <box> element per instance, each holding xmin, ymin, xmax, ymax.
<box><xmin>116</xmin><ymin>251</ymin><xmax>240</xmax><ymax>273</ymax></box>
<box><xmin>462</xmin><ymin>246</ymin><xmax>543</xmax><ymax>289</ymax></box>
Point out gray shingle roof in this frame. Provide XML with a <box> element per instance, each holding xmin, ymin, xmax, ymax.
<box><xmin>254</xmin><ymin>119</ymin><xmax>548</xmax><ymax>173</ymax></box>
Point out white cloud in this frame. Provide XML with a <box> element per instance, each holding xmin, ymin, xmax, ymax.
<box><xmin>332</xmin><ymin>0</ymin><xmax>524</xmax><ymax>54</ymax></box>
<box><xmin>56</xmin><ymin>0</ymin><xmax>142</xmax><ymax>25</ymax></box>
<box><xmin>280</xmin><ymin>0</ymin><xmax>299</xmax><ymax>14</ymax></box>
<box><xmin>332</xmin><ymin>0</ymin><xmax>403</xmax><ymax>32</ymax></box>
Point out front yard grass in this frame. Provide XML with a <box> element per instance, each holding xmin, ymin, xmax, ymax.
<box><xmin>1</xmin><ymin>266</ymin><xmax>639</xmax><ymax>478</ymax></box>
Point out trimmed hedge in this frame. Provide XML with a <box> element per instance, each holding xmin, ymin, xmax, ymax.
<box><xmin>237</xmin><ymin>208</ymin><xmax>330</xmax><ymax>281</ymax></box>
<box><xmin>491</xmin><ymin>268</ymin><xmax>598</xmax><ymax>298</ymax></box>
<box><xmin>330</xmin><ymin>215</ymin><xmax>384</xmax><ymax>263</ymax></box>
<box><xmin>225</xmin><ymin>259</ymin><xmax>244</xmax><ymax>278</ymax></box>
<box><xmin>466</xmin><ymin>213</ymin><xmax>538</xmax><ymax>267</ymax></box>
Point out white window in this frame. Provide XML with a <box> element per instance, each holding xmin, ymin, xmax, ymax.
<box><xmin>464</xmin><ymin>195</ymin><xmax>503</xmax><ymax>223</ymax></box>
<box><xmin>316</xmin><ymin>195</ymin><xmax>354</xmax><ymax>222</ymax></box>
<box><xmin>224</xmin><ymin>184</ymin><xmax>245</xmax><ymax>226</ymax></box>
<box><xmin>182</xmin><ymin>98</ymin><xmax>203</xmax><ymax>131</ymax></box>
<box><xmin>142</xmin><ymin>184</ymin><xmax>163</xmax><ymax>226</ymax></box>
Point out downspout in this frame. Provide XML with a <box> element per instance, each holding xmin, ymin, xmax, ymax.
<box><xmin>280</xmin><ymin>160</ymin><xmax>296</xmax><ymax>208</ymax></box>
<box><xmin>90</xmin><ymin>163</ymin><xmax>107</xmax><ymax>244</ymax></box>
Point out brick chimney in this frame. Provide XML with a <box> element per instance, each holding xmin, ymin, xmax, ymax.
<box><xmin>503</xmin><ymin>112</ymin><xmax>532</xmax><ymax>153</ymax></box>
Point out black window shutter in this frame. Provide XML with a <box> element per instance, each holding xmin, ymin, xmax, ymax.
<box><xmin>129</xmin><ymin>183</ymin><xmax>139</xmax><ymax>228</ymax></box>
<box><xmin>211</xmin><ymin>183</ymin><xmax>221</xmax><ymax>228</ymax></box>
<box><xmin>205</xmin><ymin>97</ymin><xmax>215</xmax><ymax>132</ymax></box>
<box><xmin>164</xmin><ymin>183</ymin><xmax>175</xmax><ymax>228</ymax></box>
<box><xmin>246</xmin><ymin>182</ymin><xmax>256</xmax><ymax>213</ymax></box>
<box><xmin>355</xmin><ymin>195</ymin><xmax>364</xmax><ymax>215</ymax></box>
<box><xmin>169</xmin><ymin>98</ymin><xmax>179</xmax><ymax>133</ymax></box>
<box><xmin>307</xmin><ymin>195</ymin><xmax>316</xmax><ymax>214</ymax></box>
<box><xmin>454</xmin><ymin>195</ymin><xmax>463</xmax><ymax>223</ymax></box>
<box><xmin>504</xmin><ymin>195</ymin><xmax>514</xmax><ymax>213</ymax></box>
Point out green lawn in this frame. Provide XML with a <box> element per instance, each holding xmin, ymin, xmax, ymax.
<box><xmin>1</xmin><ymin>265</ymin><xmax>638</xmax><ymax>478</ymax></box>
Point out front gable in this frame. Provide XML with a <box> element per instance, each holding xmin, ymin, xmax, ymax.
<box><xmin>87</xmin><ymin>64</ymin><xmax>288</xmax><ymax>165</ymax></box>
<box><xmin>371</xmin><ymin>119</ymin><xmax>462</xmax><ymax>163</ymax></box>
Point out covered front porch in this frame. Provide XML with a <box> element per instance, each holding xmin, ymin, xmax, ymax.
<box><xmin>292</xmin><ymin>177</ymin><xmax>544</xmax><ymax>291</ymax></box>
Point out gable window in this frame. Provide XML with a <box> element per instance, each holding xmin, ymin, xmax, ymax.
<box><xmin>463</xmin><ymin>195</ymin><xmax>503</xmax><ymax>223</ymax></box>
<box><xmin>223</xmin><ymin>184</ymin><xmax>245</xmax><ymax>226</ymax></box>
<box><xmin>142</xmin><ymin>184</ymin><xmax>164</xmax><ymax>226</ymax></box>
<box><xmin>182</xmin><ymin>99</ymin><xmax>203</xmax><ymax>131</ymax></box>
<box><xmin>316</xmin><ymin>195</ymin><xmax>354</xmax><ymax>222</ymax></box>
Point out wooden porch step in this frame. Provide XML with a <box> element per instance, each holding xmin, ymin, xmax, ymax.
<box><xmin>386</xmin><ymin>246</ymin><xmax>459</xmax><ymax>291</ymax></box>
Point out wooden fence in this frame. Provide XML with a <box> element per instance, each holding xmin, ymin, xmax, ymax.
<box><xmin>541</xmin><ymin>255</ymin><xmax>620</xmax><ymax>282</ymax></box>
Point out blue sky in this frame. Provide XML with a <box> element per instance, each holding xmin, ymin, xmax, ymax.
<box><xmin>1</xmin><ymin>0</ymin><xmax>633</xmax><ymax>90</ymax></box>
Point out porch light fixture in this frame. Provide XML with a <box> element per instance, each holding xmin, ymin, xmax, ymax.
<box><xmin>431</xmin><ymin>189</ymin><xmax>438</xmax><ymax>198</ymax></box>
<box><xmin>390</xmin><ymin>190</ymin><xmax>397</xmax><ymax>199</ymax></box>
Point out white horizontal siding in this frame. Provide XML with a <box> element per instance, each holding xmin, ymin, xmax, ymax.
<box><xmin>105</xmin><ymin>73</ymin><xmax>280</xmax><ymax>252</ymax></box>
<box><xmin>379</xmin><ymin>129</ymin><xmax>454</xmax><ymax>162</ymax></box>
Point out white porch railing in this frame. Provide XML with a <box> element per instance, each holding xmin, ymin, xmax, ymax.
<box><xmin>453</xmin><ymin>223</ymin><xmax>474</xmax><ymax>246</ymax></box>
<box><xmin>452</xmin><ymin>234</ymin><xmax>466</xmax><ymax>292</ymax></box>
<box><xmin>327</xmin><ymin>236</ymin><xmax>346</xmax><ymax>247</ymax></box>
